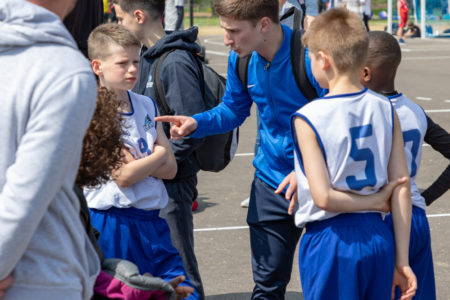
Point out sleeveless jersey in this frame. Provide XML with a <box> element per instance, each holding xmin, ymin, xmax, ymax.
<box><xmin>389</xmin><ymin>93</ymin><xmax>428</xmax><ymax>210</ymax></box>
<box><xmin>292</xmin><ymin>88</ymin><xmax>394</xmax><ymax>228</ymax></box>
<box><xmin>85</xmin><ymin>91</ymin><xmax>168</xmax><ymax>210</ymax></box>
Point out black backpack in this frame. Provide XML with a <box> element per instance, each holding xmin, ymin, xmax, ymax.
<box><xmin>153</xmin><ymin>49</ymin><xmax>239</xmax><ymax>172</ymax></box>
<box><xmin>236</xmin><ymin>29</ymin><xmax>319</xmax><ymax>102</ymax></box>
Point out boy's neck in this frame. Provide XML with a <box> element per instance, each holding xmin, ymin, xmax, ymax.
<box><xmin>141</xmin><ymin>21</ymin><xmax>166</xmax><ymax>49</ymax></box>
<box><xmin>113</xmin><ymin>89</ymin><xmax>132</xmax><ymax>113</ymax></box>
<box><xmin>326</xmin><ymin>72</ymin><xmax>365</xmax><ymax>96</ymax></box>
<box><xmin>256</xmin><ymin>24</ymin><xmax>284</xmax><ymax>63</ymax></box>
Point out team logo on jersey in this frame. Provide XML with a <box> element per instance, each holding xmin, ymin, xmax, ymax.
<box><xmin>143</xmin><ymin>114</ymin><xmax>154</xmax><ymax>131</ymax></box>
<box><xmin>146</xmin><ymin>74</ymin><xmax>153</xmax><ymax>88</ymax></box>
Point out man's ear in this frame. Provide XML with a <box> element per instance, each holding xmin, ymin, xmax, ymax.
<box><xmin>92</xmin><ymin>59</ymin><xmax>103</xmax><ymax>76</ymax></box>
<box><xmin>259</xmin><ymin>16</ymin><xmax>272</xmax><ymax>33</ymax></box>
<box><xmin>134</xmin><ymin>9</ymin><xmax>146</xmax><ymax>24</ymax></box>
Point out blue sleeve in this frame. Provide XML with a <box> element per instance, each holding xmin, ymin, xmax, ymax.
<box><xmin>304</xmin><ymin>47</ymin><xmax>328</xmax><ymax>97</ymax></box>
<box><xmin>191</xmin><ymin>51</ymin><xmax>253</xmax><ymax>138</ymax></box>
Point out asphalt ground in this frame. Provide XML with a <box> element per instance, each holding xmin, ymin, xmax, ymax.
<box><xmin>192</xmin><ymin>32</ymin><xmax>450</xmax><ymax>299</ymax></box>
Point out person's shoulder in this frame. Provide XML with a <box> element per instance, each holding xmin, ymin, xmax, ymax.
<box><xmin>129</xmin><ymin>90</ymin><xmax>156</xmax><ymax>105</ymax></box>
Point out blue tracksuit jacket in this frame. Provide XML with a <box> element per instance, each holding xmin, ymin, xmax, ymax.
<box><xmin>191</xmin><ymin>24</ymin><xmax>325</xmax><ymax>190</ymax></box>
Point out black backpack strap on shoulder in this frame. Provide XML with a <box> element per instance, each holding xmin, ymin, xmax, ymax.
<box><xmin>153</xmin><ymin>49</ymin><xmax>176</xmax><ymax>115</ymax></box>
<box><xmin>280</xmin><ymin>6</ymin><xmax>301</xmax><ymax>29</ymax></box>
<box><xmin>291</xmin><ymin>29</ymin><xmax>318</xmax><ymax>101</ymax></box>
<box><xmin>236</xmin><ymin>54</ymin><xmax>250</xmax><ymax>89</ymax></box>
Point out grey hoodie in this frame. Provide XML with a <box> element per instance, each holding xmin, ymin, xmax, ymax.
<box><xmin>0</xmin><ymin>1</ymin><xmax>100</xmax><ymax>299</ymax></box>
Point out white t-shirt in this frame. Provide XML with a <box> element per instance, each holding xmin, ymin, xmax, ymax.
<box><xmin>85</xmin><ymin>91</ymin><xmax>168</xmax><ymax>210</ymax></box>
<box><xmin>390</xmin><ymin>93</ymin><xmax>428</xmax><ymax>210</ymax></box>
<box><xmin>292</xmin><ymin>89</ymin><xmax>394</xmax><ymax>228</ymax></box>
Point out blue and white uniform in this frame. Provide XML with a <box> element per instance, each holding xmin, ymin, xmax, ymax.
<box><xmin>292</xmin><ymin>88</ymin><xmax>396</xmax><ymax>300</ymax></box>
<box><xmin>85</xmin><ymin>91</ymin><xmax>168</xmax><ymax>210</ymax></box>
<box><xmin>86</xmin><ymin>91</ymin><xmax>198</xmax><ymax>299</ymax></box>
<box><xmin>385</xmin><ymin>93</ymin><xmax>435</xmax><ymax>300</ymax></box>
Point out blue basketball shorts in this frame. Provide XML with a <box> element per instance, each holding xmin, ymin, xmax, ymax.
<box><xmin>385</xmin><ymin>206</ymin><xmax>436</xmax><ymax>300</ymax></box>
<box><xmin>299</xmin><ymin>213</ymin><xmax>395</xmax><ymax>300</ymax></box>
<box><xmin>90</xmin><ymin>206</ymin><xmax>199</xmax><ymax>300</ymax></box>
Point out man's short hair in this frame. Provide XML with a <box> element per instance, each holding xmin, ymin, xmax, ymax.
<box><xmin>112</xmin><ymin>0</ymin><xmax>165</xmax><ymax>20</ymax></box>
<box><xmin>88</xmin><ymin>23</ymin><xmax>141</xmax><ymax>60</ymax></box>
<box><xmin>407</xmin><ymin>21</ymin><xmax>415</xmax><ymax>27</ymax></box>
<box><xmin>302</xmin><ymin>8</ymin><xmax>368</xmax><ymax>73</ymax></box>
<box><xmin>214</xmin><ymin>0</ymin><xmax>279</xmax><ymax>25</ymax></box>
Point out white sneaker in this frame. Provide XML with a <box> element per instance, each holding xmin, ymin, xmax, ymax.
<box><xmin>240</xmin><ymin>197</ymin><xmax>250</xmax><ymax>208</ymax></box>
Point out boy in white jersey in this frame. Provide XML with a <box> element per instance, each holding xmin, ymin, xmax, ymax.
<box><xmin>290</xmin><ymin>9</ymin><xmax>417</xmax><ymax>299</ymax></box>
<box><xmin>360</xmin><ymin>30</ymin><xmax>439</xmax><ymax>300</ymax></box>
<box><xmin>85</xmin><ymin>23</ymin><xmax>196</xmax><ymax>299</ymax></box>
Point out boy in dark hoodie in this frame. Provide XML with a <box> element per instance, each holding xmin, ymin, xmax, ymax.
<box><xmin>113</xmin><ymin>1</ymin><xmax>206</xmax><ymax>299</ymax></box>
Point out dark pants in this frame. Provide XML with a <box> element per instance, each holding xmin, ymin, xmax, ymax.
<box><xmin>363</xmin><ymin>14</ymin><xmax>370</xmax><ymax>31</ymax></box>
<box><xmin>160</xmin><ymin>175</ymin><xmax>205</xmax><ymax>300</ymax></box>
<box><xmin>247</xmin><ymin>177</ymin><xmax>303</xmax><ymax>300</ymax></box>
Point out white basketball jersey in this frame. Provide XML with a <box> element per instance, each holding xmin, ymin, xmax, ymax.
<box><xmin>85</xmin><ymin>91</ymin><xmax>168</xmax><ymax>210</ymax></box>
<box><xmin>293</xmin><ymin>89</ymin><xmax>394</xmax><ymax>228</ymax></box>
<box><xmin>389</xmin><ymin>93</ymin><xmax>428</xmax><ymax>210</ymax></box>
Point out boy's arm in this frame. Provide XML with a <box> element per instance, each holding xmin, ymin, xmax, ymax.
<box><xmin>149</xmin><ymin>122</ymin><xmax>177</xmax><ymax>179</ymax></box>
<box><xmin>293</xmin><ymin>116</ymin><xmax>403</xmax><ymax>212</ymax></box>
<box><xmin>112</xmin><ymin>124</ymin><xmax>177</xmax><ymax>187</ymax></box>
<box><xmin>388</xmin><ymin>112</ymin><xmax>417</xmax><ymax>298</ymax></box>
<box><xmin>421</xmin><ymin>115</ymin><xmax>450</xmax><ymax>205</ymax></box>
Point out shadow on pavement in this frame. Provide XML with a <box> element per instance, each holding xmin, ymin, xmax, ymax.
<box><xmin>206</xmin><ymin>291</ymin><xmax>304</xmax><ymax>299</ymax></box>
<box><xmin>194</xmin><ymin>196</ymin><xmax>217</xmax><ymax>213</ymax></box>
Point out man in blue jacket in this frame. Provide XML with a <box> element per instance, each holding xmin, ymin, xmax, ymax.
<box><xmin>157</xmin><ymin>0</ymin><xmax>325</xmax><ymax>299</ymax></box>
<box><xmin>113</xmin><ymin>0</ymin><xmax>206</xmax><ymax>299</ymax></box>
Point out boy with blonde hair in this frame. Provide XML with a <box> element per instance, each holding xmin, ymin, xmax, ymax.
<box><xmin>85</xmin><ymin>23</ymin><xmax>197</xmax><ymax>299</ymax></box>
<box><xmin>291</xmin><ymin>8</ymin><xmax>417</xmax><ymax>299</ymax></box>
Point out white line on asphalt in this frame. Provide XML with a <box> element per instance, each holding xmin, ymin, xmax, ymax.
<box><xmin>425</xmin><ymin>109</ymin><xmax>450</xmax><ymax>113</ymax></box>
<box><xmin>416</xmin><ymin>96</ymin><xmax>432</xmax><ymax>101</ymax></box>
<box><xmin>445</xmin><ymin>100</ymin><xmax>450</xmax><ymax>103</ymax></box>
<box><xmin>205</xmin><ymin>50</ymin><xmax>229</xmax><ymax>57</ymax></box>
<box><xmin>427</xmin><ymin>213</ymin><xmax>450</xmax><ymax>218</ymax></box>
<box><xmin>203</xmin><ymin>39</ymin><xmax>225</xmax><ymax>46</ymax></box>
<box><xmin>195</xmin><ymin>213</ymin><xmax>450</xmax><ymax>232</ymax></box>
<box><xmin>194</xmin><ymin>226</ymin><xmax>249</xmax><ymax>232</ymax></box>
<box><xmin>235</xmin><ymin>153</ymin><xmax>254</xmax><ymax>157</ymax></box>
<box><xmin>403</xmin><ymin>56</ymin><xmax>450</xmax><ymax>60</ymax></box>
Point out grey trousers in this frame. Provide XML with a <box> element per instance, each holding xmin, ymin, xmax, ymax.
<box><xmin>160</xmin><ymin>175</ymin><xmax>205</xmax><ymax>300</ymax></box>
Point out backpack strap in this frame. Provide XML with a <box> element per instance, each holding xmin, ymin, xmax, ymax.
<box><xmin>280</xmin><ymin>6</ymin><xmax>301</xmax><ymax>29</ymax></box>
<box><xmin>290</xmin><ymin>29</ymin><xmax>318</xmax><ymax>101</ymax></box>
<box><xmin>153</xmin><ymin>49</ymin><xmax>176</xmax><ymax>115</ymax></box>
<box><xmin>236</xmin><ymin>54</ymin><xmax>250</xmax><ymax>89</ymax></box>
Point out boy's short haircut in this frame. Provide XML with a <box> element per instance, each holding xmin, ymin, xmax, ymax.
<box><xmin>88</xmin><ymin>23</ymin><xmax>141</xmax><ymax>61</ymax></box>
<box><xmin>214</xmin><ymin>0</ymin><xmax>279</xmax><ymax>25</ymax></box>
<box><xmin>367</xmin><ymin>31</ymin><xmax>401</xmax><ymax>68</ymax></box>
<box><xmin>112</xmin><ymin>0</ymin><xmax>165</xmax><ymax>20</ymax></box>
<box><xmin>302</xmin><ymin>8</ymin><xmax>368</xmax><ymax>73</ymax></box>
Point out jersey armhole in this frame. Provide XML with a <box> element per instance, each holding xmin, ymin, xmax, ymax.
<box><xmin>291</xmin><ymin>112</ymin><xmax>328</xmax><ymax>175</ymax></box>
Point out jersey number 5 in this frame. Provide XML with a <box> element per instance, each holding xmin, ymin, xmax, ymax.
<box><xmin>346</xmin><ymin>124</ymin><xmax>377</xmax><ymax>191</ymax></box>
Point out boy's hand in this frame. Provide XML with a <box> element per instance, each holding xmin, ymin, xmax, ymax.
<box><xmin>377</xmin><ymin>177</ymin><xmax>408</xmax><ymax>212</ymax></box>
<box><xmin>275</xmin><ymin>171</ymin><xmax>298</xmax><ymax>215</ymax></box>
<box><xmin>392</xmin><ymin>265</ymin><xmax>417</xmax><ymax>300</ymax></box>
<box><xmin>0</xmin><ymin>275</ymin><xmax>13</xmax><ymax>299</ymax></box>
<box><xmin>168</xmin><ymin>276</ymin><xmax>194</xmax><ymax>300</ymax></box>
<box><xmin>121</xmin><ymin>148</ymin><xmax>136</xmax><ymax>163</ymax></box>
<box><xmin>155</xmin><ymin>115</ymin><xmax>198</xmax><ymax>140</ymax></box>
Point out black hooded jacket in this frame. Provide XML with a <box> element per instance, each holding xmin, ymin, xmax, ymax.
<box><xmin>133</xmin><ymin>27</ymin><xmax>205</xmax><ymax>180</ymax></box>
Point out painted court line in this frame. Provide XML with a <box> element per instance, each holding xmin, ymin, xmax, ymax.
<box><xmin>194</xmin><ymin>213</ymin><xmax>450</xmax><ymax>232</ymax></box>
<box><xmin>205</xmin><ymin>49</ymin><xmax>229</xmax><ymax>57</ymax></box>
<box><xmin>416</xmin><ymin>96</ymin><xmax>432</xmax><ymax>101</ymax></box>
<box><xmin>425</xmin><ymin>109</ymin><xmax>450</xmax><ymax>113</ymax></box>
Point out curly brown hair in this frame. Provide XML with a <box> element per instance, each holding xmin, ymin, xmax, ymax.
<box><xmin>76</xmin><ymin>87</ymin><xmax>125</xmax><ymax>188</ymax></box>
